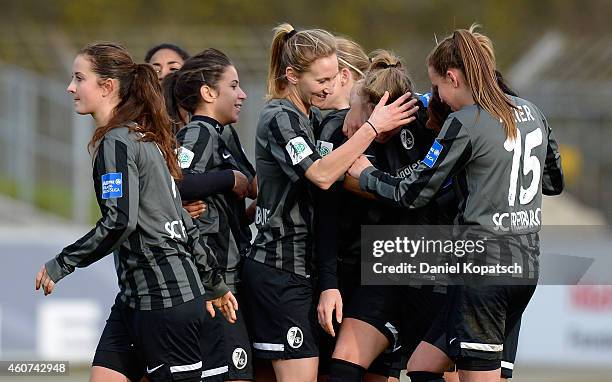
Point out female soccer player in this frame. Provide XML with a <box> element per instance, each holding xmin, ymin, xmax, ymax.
<box><xmin>326</xmin><ymin>50</ymin><xmax>453</xmax><ymax>382</ymax></box>
<box><xmin>34</xmin><ymin>43</ymin><xmax>237</xmax><ymax>382</ymax></box>
<box><xmin>145</xmin><ymin>43</ymin><xmax>190</xmax><ymax>81</ymax></box>
<box><xmin>348</xmin><ymin>25</ymin><xmax>563</xmax><ymax>382</ymax></box>
<box><xmin>165</xmin><ymin>48</ymin><xmax>256</xmax><ymax>382</ymax></box>
<box><xmin>241</xmin><ymin>23</ymin><xmax>418</xmax><ymax>382</ymax></box>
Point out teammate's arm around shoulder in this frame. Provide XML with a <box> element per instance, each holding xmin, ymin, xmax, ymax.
<box><xmin>36</xmin><ymin>136</ymin><xmax>140</xmax><ymax>295</ymax></box>
<box><xmin>305</xmin><ymin>92</ymin><xmax>418</xmax><ymax>190</ymax></box>
<box><xmin>350</xmin><ymin>115</ymin><xmax>472</xmax><ymax>208</ymax></box>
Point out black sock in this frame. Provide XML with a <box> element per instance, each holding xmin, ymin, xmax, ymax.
<box><xmin>407</xmin><ymin>371</ymin><xmax>445</xmax><ymax>382</ymax></box>
<box><xmin>328</xmin><ymin>358</ymin><xmax>366</xmax><ymax>382</ymax></box>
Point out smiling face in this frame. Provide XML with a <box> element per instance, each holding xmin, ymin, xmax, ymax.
<box><xmin>66</xmin><ymin>54</ymin><xmax>105</xmax><ymax>116</ymax></box>
<box><xmin>150</xmin><ymin>48</ymin><xmax>184</xmax><ymax>81</ymax></box>
<box><xmin>293</xmin><ymin>54</ymin><xmax>339</xmax><ymax>109</ymax></box>
<box><xmin>428</xmin><ymin>65</ymin><xmax>464</xmax><ymax>112</ymax></box>
<box><xmin>209</xmin><ymin>65</ymin><xmax>247</xmax><ymax>125</ymax></box>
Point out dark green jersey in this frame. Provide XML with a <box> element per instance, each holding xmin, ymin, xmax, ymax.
<box><xmin>176</xmin><ymin>116</ymin><xmax>252</xmax><ymax>292</ymax></box>
<box><xmin>248</xmin><ymin>99</ymin><xmax>322</xmax><ymax>277</ymax></box>
<box><xmin>360</xmin><ymin>96</ymin><xmax>564</xmax><ymax>277</ymax></box>
<box><xmin>45</xmin><ymin>125</ymin><xmax>228</xmax><ymax>310</ymax></box>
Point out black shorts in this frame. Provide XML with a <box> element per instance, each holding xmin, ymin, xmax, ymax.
<box><xmin>93</xmin><ymin>295</ymin><xmax>205</xmax><ymax>382</ymax></box>
<box><xmin>242</xmin><ymin>258</ymin><xmax>319</xmax><ymax>360</ymax></box>
<box><xmin>425</xmin><ymin>284</ymin><xmax>535</xmax><ymax>372</ymax></box>
<box><xmin>201</xmin><ymin>294</ymin><xmax>253</xmax><ymax>381</ymax></box>
<box><xmin>343</xmin><ymin>285</ymin><xmax>446</xmax><ymax>378</ymax></box>
<box><xmin>440</xmin><ymin>319</ymin><xmax>521</xmax><ymax>378</ymax></box>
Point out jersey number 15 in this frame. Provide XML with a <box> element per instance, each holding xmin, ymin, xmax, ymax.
<box><xmin>504</xmin><ymin>127</ymin><xmax>543</xmax><ymax>207</ymax></box>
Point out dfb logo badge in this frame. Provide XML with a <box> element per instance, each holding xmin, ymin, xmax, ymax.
<box><xmin>286</xmin><ymin>137</ymin><xmax>313</xmax><ymax>165</ymax></box>
<box><xmin>287</xmin><ymin>326</ymin><xmax>304</xmax><ymax>349</ymax></box>
<box><xmin>232</xmin><ymin>347</ymin><xmax>248</xmax><ymax>370</ymax></box>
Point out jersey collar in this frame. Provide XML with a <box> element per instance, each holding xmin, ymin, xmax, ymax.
<box><xmin>191</xmin><ymin>115</ymin><xmax>224</xmax><ymax>133</ymax></box>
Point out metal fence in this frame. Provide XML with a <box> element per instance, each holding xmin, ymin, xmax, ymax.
<box><xmin>0</xmin><ymin>63</ymin><xmax>93</xmax><ymax>224</ymax></box>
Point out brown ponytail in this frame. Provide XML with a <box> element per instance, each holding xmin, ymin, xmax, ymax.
<box><xmin>427</xmin><ymin>25</ymin><xmax>517</xmax><ymax>140</ymax></box>
<box><xmin>361</xmin><ymin>49</ymin><xmax>414</xmax><ymax>105</ymax></box>
<box><xmin>82</xmin><ymin>42</ymin><xmax>181</xmax><ymax>179</ymax></box>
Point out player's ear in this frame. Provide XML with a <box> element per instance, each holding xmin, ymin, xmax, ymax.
<box><xmin>286</xmin><ymin>67</ymin><xmax>299</xmax><ymax>85</ymax></box>
<box><xmin>447</xmin><ymin>69</ymin><xmax>460</xmax><ymax>88</ymax></box>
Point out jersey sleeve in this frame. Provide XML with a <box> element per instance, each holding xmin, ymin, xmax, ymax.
<box><xmin>315</xmin><ymin>182</ymin><xmax>342</xmax><ymax>291</ymax></box>
<box><xmin>267</xmin><ymin>109</ymin><xmax>322</xmax><ymax>182</ymax></box>
<box><xmin>541</xmin><ymin>114</ymin><xmax>564</xmax><ymax>195</ymax></box>
<box><xmin>228</xmin><ymin>125</ymin><xmax>256</xmax><ymax>181</ymax></box>
<box><xmin>177</xmin><ymin>170</ymin><xmax>235</xmax><ymax>200</ymax></box>
<box><xmin>181</xmin><ymin>206</ymin><xmax>230</xmax><ymax>299</ymax></box>
<box><xmin>176</xmin><ymin>124</ymin><xmax>215</xmax><ymax>174</ymax></box>
<box><xmin>359</xmin><ymin>117</ymin><xmax>472</xmax><ymax>208</ymax></box>
<box><xmin>45</xmin><ymin>137</ymin><xmax>139</xmax><ymax>283</ymax></box>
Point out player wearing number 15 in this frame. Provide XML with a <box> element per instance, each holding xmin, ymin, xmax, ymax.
<box><xmin>348</xmin><ymin>25</ymin><xmax>564</xmax><ymax>382</ymax></box>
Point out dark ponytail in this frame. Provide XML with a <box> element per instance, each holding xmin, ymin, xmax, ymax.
<box><xmin>82</xmin><ymin>42</ymin><xmax>181</xmax><ymax>179</ymax></box>
<box><xmin>162</xmin><ymin>71</ymin><xmax>186</xmax><ymax>130</ymax></box>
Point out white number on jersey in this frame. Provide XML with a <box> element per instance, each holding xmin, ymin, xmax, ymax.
<box><xmin>504</xmin><ymin>127</ymin><xmax>543</xmax><ymax>207</ymax></box>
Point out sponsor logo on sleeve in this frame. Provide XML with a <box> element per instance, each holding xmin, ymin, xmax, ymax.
<box><xmin>316</xmin><ymin>140</ymin><xmax>334</xmax><ymax>157</ymax></box>
<box><xmin>177</xmin><ymin>146</ymin><xmax>195</xmax><ymax>169</ymax></box>
<box><xmin>285</xmin><ymin>136</ymin><xmax>313</xmax><ymax>165</ymax></box>
<box><xmin>101</xmin><ymin>172</ymin><xmax>123</xmax><ymax>199</ymax></box>
<box><xmin>423</xmin><ymin>140</ymin><xmax>443</xmax><ymax>168</ymax></box>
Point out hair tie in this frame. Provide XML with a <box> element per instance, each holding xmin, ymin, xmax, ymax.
<box><xmin>286</xmin><ymin>29</ymin><xmax>297</xmax><ymax>40</ymax></box>
<box><xmin>381</xmin><ymin>63</ymin><xmax>398</xmax><ymax>69</ymax></box>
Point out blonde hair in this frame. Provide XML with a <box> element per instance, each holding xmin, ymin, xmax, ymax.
<box><xmin>266</xmin><ymin>23</ymin><xmax>337</xmax><ymax>99</ymax></box>
<box><xmin>361</xmin><ymin>49</ymin><xmax>414</xmax><ymax>105</ymax></box>
<box><xmin>336</xmin><ymin>37</ymin><xmax>369</xmax><ymax>80</ymax></box>
<box><xmin>427</xmin><ymin>24</ymin><xmax>517</xmax><ymax>139</ymax></box>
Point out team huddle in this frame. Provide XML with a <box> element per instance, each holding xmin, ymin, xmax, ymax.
<box><xmin>33</xmin><ymin>22</ymin><xmax>563</xmax><ymax>382</ymax></box>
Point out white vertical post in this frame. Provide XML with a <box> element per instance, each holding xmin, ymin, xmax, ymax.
<box><xmin>14</xmin><ymin>71</ymin><xmax>35</xmax><ymax>204</ymax></box>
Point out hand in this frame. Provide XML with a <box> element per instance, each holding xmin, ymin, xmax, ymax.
<box><xmin>207</xmin><ymin>291</ymin><xmax>238</xmax><ymax>324</ymax></box>
<box><xmin>247</xmin><ymin>176</ymin><xmax>258</xmax><ymax>200</ymax></box>
<box><xmin>245</xmin><ymin>199</ymin><xmax>257</xmax><ymax>224</ymax></box>
<box><xmin>343</xmin><ymin>103</ymin><xmax>369</xmax><ymax>139</ymax></box>
<box><xmin>343</xmin><ymin>81</ymin><xmax>369</xmax><ymax>138</ymax></box>
<box><xmin>347</xmin><ymin>155</ymin><xmax>373</xmax><ymax>179</ymax></box>
<box><xmin>367</xmin><ymin>91</ymin><xmax>419</xmax><ymax>134</ymax></box>
<box><xmin>183</xmin><ymin>200</ymin><xmax>207</xmax><ymax>219</ymax></box>
<box><xmin>232</xmin><ymin>170</ymin><xmax>249</xmax><ymax>199</ymax></box>
<box><xmin>317</xmin><ymin>289</ymin><xmax>343</xmax><ymax>337</ymax></box>
<box><xmin>35</xmin><ymin>265</ymin><xmax>55</xmax><ymax>296</ymax></box>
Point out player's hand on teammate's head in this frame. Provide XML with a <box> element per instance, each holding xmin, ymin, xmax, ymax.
<box><xmin>367</xmin><ymin>91</ymin><xmax>419</xmax><ymax>134</ymax></box>
<box><xmin>317</xmin><ymin>289</ymin><xmax>343</xmax><ymax>337</ymax></box>
<box><xmin>232</xmin><ymin>170</ymin><xmax>249</xmax><ymax>199</ymax></box>
<box><xmin>183</xmin><ymin>200</ymin><xmax>207</xmax><ymax>219</ymax></box>
<box><xmin>35</xmin><ymin>265</ymin><xmax>55</xmax><ymax>296</ymax></box>
<box><xmin>347</xmin><ymin>155</ymin><xmax>373</xmax><ymax>179</ymax></box>
<box><xmin>209</xmin><ymin>291</ymin><xmax>239</xmax><ymax>324</ymax></box>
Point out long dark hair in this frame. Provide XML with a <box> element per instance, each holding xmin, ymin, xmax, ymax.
<box><xmin>163</xmin><ymin>48</ymin><xmax>233</xmax><ymax>126</ymax></box>
<box><xmin>82</xmin><ymin>42</ymin><xmax>181</xmax><ymax>179</ymax></box>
